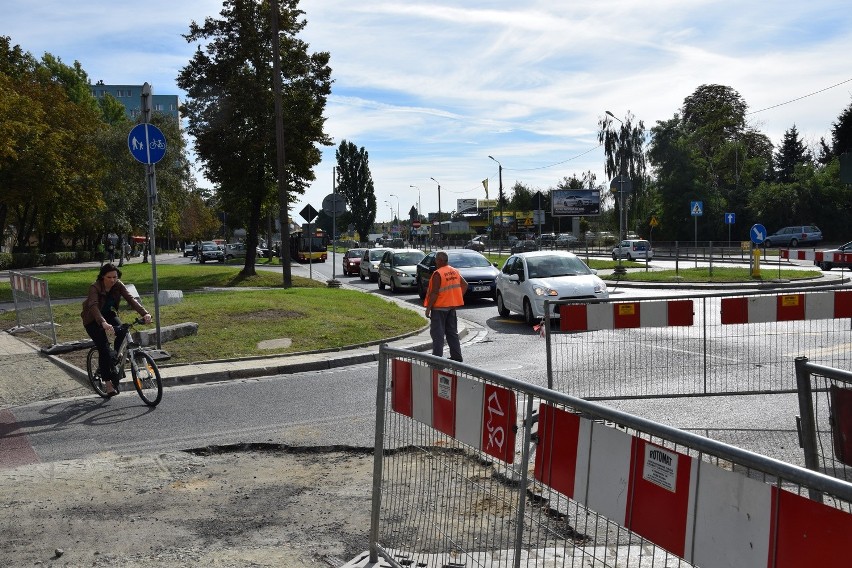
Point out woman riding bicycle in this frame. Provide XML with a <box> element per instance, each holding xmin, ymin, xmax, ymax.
<box><xmin>81</xmin><ymin>263</ymin><xmax>152</xmax><ymax>396</ymax></box>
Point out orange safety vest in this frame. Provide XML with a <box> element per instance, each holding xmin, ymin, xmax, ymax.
<box><xmin>424</xmin><ymin>265</ymin><xmax>465</xmax><ymax>308</ymax></box>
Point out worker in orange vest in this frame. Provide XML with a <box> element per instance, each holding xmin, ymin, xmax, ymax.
<box><xmin>424</xmin><ymin>251</ymin><xmax>468</xmax><ymax>362</ymax></box>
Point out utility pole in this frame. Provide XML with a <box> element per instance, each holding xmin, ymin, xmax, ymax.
<box><xmin>271</xmin><ymin>2</ymin><xmax>292</xmax><ymax>287</ymax></box>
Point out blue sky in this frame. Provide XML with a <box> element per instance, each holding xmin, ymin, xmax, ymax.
<box><xmin>4</xmin><ymin>0</ymin><xmax>852</xmax><ymax>223</ymax></box>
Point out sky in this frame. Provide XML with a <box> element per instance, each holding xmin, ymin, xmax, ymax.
<box><xmin>4</xmin><ymin>0</ymin><xmax>852</xmax><ymax>223</ymax></box>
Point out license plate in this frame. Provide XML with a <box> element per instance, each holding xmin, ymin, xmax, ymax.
<box><xmin>472</xmin><ymin>285</ymin><xmax>490</xmax><ymax>292</ymax></box>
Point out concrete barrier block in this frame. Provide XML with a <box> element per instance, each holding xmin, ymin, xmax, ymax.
<box><xmin>158</xmin><ymin>289</ymin><xmax>184</xmax><ymax>306</ymax></box>
<box><xmin>134</xmin><ymin>322</ymin><xmax>199</xmax><ymax>347</ymax></box>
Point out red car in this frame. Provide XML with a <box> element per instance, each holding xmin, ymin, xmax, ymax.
<box><xmin>342</xmin><ymin>248</ymin><xmax>367</xmax><ymax>276</ymax></box>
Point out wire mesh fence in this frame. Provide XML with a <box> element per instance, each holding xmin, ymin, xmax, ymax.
<box><xmin>544</xmin><ymin>287</ymin><xmax>852</xmax><ymax>400</ymax></box>
<box><xmin>362</xmin><ymin>346</ymin><xmax>852</xmax><ymax>568</ymax></box>
<box><xmin>8</xmin><ymin>271</ymin><xmax>56</xmax><ymax>345</ymax></box>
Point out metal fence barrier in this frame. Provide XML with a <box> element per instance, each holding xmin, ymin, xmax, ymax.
<box><xmin>361</xmin><ymin>346</ymin><xmax>852</xmax><ymax>568</ymax></box>
<box><xmin>543</xmin><ymin>286</ymin><xmax>852</xmax><ymax>400</ymax></box>
<box><xmin>8</xmin><ymin>271</ymin><xmax>56</xmax><ymax>345</ymax></box>
<box><xmin>795</xmin><ymin>357</ymin><xmax>852</xmax><ymax>488</ymax></box>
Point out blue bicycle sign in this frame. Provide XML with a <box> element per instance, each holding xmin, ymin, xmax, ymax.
<box><xmin>128</xmin><ymin>123</ymin><xmax>167</xmax><ymax>164</ymax></box>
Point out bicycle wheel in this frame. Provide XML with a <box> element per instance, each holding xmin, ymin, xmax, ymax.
<box><xmin>86</xmin><ymin>348</ymin><xmax>110</xmax><ymax>398</ymax></box>
<box><xmin>130</xmin><ymin>350</ymin><xmax>162</xmax><ymax>407</ymax></box>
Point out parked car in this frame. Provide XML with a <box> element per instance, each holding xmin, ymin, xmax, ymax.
<box><xmin>224</xmin><ymin>243</ymin><xmax>260</xmax><ymax>259</ymax></box>
<box><xmin>536</xmin><ymin>233</ymin><xmax>557</xmax><ymax>248</ymax></box>
<box><xmin>554</xmin><ymin>234</ymin><xmax>579</xmax><ymax>248</ymax></box>
<box><xmin>612</xmin><ymin>239</ymin><xmax>653</xmax><ymax>261</ymax></box>
<box><xmin>511</xmin><ymin>239</ymin><xmax>538</xmax><ymax>254</ymax></box>
<box><xmin>764</xmin><ymin>225</ymin><xmax>822</xmax><ymax>248</ymax></box>
<box><xmin>378</xmin><ymin>249</ymin><xmax>426</xmax><ymax>292</ymax></box>
<box><xmin>342</xmin><ymin>248</ymin><xmax>368</xmax><ymax>276</ymax></box>
<box><xmin>359</xmin><ymin>248</ymin><xmax>391</xmax><ymax>282</ymax></box>
<box><xmin>464</xmin><ymin>235</ymin><xmax>489</xmax><ymax>252</ymax></box>
<box><xmin>815</xmin><ymin>241</ymin><xmax>852</xmax><ymax>271</ymax></box>
<box><xmin>415</xmin><ymin>249</ymin><xmax>500</xmax><ymax>301</ymax></box>
<box><xmin>198</xmin><ymin>242</ymin><xmax>224</xmax><ymax>263</ymax></box>
<box><xmin>183</xmin><ymin>244</ymin><xmax>195</xmax><ymax>257</ymax></box>
<box><xmin>495</xmin><ymin>251</ymin><xmax>609</xmax><ymax>325</ymax></box>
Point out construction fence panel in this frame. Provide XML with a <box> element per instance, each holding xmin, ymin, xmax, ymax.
<box><xmin>545</xmin><ymin>287</ymin><xmax>852</xmax><ymax>400</ymax></box>
<box><xmin>362</xmin><ymin>346</ymin><xmax>852</xmax><ymax>568</ymax></box>
<box><xmin>8</xmin><ymin>271</ymin><xmax>56</xmax><ymax>345</ymax></box>
<box><xmin>795</xmin><ymin>357</ymin><xmax>852</xmax><ymax>485</ymax></box>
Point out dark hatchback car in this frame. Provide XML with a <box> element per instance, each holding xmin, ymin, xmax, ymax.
<box><xmin>415</xmin><ymin>249</ymin><xmax>500</xmax><ymax>301</ymax></box>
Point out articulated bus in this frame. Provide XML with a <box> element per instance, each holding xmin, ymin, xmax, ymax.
<box><xmin>289</xmin><ymin>228</ymin><xmax>328</xmax><ymax>263</ymax></box>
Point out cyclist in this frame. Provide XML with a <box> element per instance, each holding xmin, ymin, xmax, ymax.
<box><xmin>81</xmin><ymin>263</ymin><xmax>152</xmax><ymax>396</ymax></box>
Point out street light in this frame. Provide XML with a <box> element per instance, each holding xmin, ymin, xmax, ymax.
<box><xmin>389</xmin><ymin>193</ymin><xmax>400</xmax><ymax>240</ymax></box>
<box><xmin>488</xmin><ymin>156</ymin><xmax>503</xmax><ymax>249</ymax></box>
<box><xmin>606</xmin><ymin>110</ymin><xmax>627</xmax><ymax>275</ymax></box>
<box><xmin>430</xmin><ymin>177</ymin><xmax>442</xmax><ymax>243</ymax></box>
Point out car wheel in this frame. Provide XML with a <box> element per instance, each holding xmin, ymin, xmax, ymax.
<box><xmin>627</xmin><ymin>253</ymin><xmax>635</xmax><ymax>261</ymax></box>
<box><xmin>378</xmin><ymin>278</ymin><xmax>385</xmax><ymax>290</ymax></box>
<box><xmin>496</xmin><ymin>292</ymin><xmax>510</xmax><ymax>317</ymax></box>
<box><xmin>612</xmin><ymin>253</ymin><xmax>617</xmax><ymax>260</ymax></box>
<box><xmin>390</xmin><ymin>277</ymin><xmax>398</xmax><ymax>293</ymax></box>
<box><xmin>200</xmin><ymin>258</ymin><xmax>206</xmax><ymax>263</ymax></box>
<box><xmin>790</xmin><ymin>238</ymin><xmax>799</xmax><ymax>247</ymax></box>
<box><xmin>764</xmin><ymin>239</ymin><xmax>772</xmax><ymax>247</ymax></box>
<box><xmin>360</xmin><ymin>271</ymin><xmax>365</xmax><ymax>281</ymax></box>
<box><xmin>417</xmin><ymin>279</ymin><xmax>426</xmax><ymax>300</ymax></box>
<box><xmin>820</xmin><ymin>262</ymin><xmax>832</xmax><ymax>271</ymax></box>
<box><xmin>523</xmin><ymin>298</ymin><xmax>536</xmax><ymax>325</ymax></box>
<box><xmin>370</xmin><ymin>272</ymin><xmax>378</xmax><ymax>283</ymax></box>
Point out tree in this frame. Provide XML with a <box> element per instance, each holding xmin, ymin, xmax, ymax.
<box><xmin>831</xmin><ymin>97</ymin><xmax>852</xmax><ymax>157</ymax></box>
<box><xmin>598</xmin><ymin>111</ymin><xmax>646</xmax><ymax>239</ymax></box>
<box><xmin>334</xmin><ymin>140</ymin><xmax>375</xmax><ymax>242</ymax></box>
<box><xmin>773</xmin><ymin>125</ymin><xmax>811</xmax><ymax>183</ymax></box>
<box><xmin>178</xmin><ymin>0</ymin><xmax>332</xmax><ymax>277</ymax></box>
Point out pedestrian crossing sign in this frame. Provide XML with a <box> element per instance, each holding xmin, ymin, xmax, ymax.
<box><xmin>690</xmin><ymin>201</ymin><xmax>703</xmax><ymax>216</ymax></box>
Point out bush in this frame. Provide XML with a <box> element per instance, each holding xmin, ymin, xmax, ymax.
<box><xmin>0</xmin><ymin>252</ymin><xmax>11</xmax><ymax>270</ymax></box>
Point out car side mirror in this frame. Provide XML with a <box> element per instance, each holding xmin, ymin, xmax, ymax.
<box><xmin>590</xmin><ymin>269</ymin><xmax>598</xmax><ymax>275</ymax></box>
<box><xmin>508</xmin><ymin>273</ymin><xmax>520</xmax><ymax>283</ymax></box>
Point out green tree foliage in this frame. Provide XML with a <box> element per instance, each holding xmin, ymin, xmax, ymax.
<box><xmin>598</xmin><ymin>111</ymin><xmax>646</xmax><ymax>239</ymax></box>
<box><xmin>773</xmin><ymin>125</ymin><xmax>811</xmax><ymax>183</ymax></box>
<box><xmin>647</xmin><ymin>85</ymin><xmax>772</xmax><ymax>241</ymax></box>
<box><xmin>507</xmin><ymin>181</ymin><xmax>534</xmax><ymax>210</ymax></box>
<box><xmin>831</xmin><ymin>97</ymin><xmax>852</xmax><ymax>157</ymax></box>
<box><xmin>178</xmin><ymin>0</ymin><xmax>332</xmax><ymax>276</ymax></box>
<box><xmin>334</xmin><ymin>140</ymin><xmax>375</xmax><ymax>242</ymax></box>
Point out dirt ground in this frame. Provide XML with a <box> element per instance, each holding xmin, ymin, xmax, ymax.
<box><xmin>0</xmin><ymin>348</ymin><xmax>375</xmax><ymax>568</ymax></box>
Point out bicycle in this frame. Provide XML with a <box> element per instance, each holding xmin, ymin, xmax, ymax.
<box><xmin>86</xmin><ymin>318</ymin><xmax>163</xmax><ymax>407</ymax></box>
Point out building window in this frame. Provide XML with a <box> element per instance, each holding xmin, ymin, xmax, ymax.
<box><xmin>154</xmin><ymin>104</ymin><xmax>163</xmax><ymax>111</ymax></box>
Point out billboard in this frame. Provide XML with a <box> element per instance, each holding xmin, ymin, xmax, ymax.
<box><xmin>478</xmin><ymin>199</ymin><xmax>498</xmax><ymax>209</ymax></box>
<box><xmin>552</xmin><ymin>189</ymin><xmax>601</xmax><ymax>216</ymax></box>
<box><xmin>457</xmin><ymin>198</ymin><xmax>478</xmax><ymax>214</ymax></box>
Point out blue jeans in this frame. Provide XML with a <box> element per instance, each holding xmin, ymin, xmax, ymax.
<box><xmin>430</xmin><ymin>308</ymin><xmax>462</xmax><ymax>362</ymax></box>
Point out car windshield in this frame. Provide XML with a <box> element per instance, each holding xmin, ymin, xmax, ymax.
<box><xmin>448</xmin><ymin>253</ymin><xmax>492</xmax><ymax>268</ymax></box>
<box><xmin>202</xmin><ymin>244</ymin><xmax>218</xmax><ymax>251</ymax></box>
<box><xmin>393</xmin><ymin>252</ymin><xmax>424</xmax><ymax>265</ymax></box>
<box><xmin>369</xmin><ymin>250</ymin><xmax>387</xmax><ymax>260</ymax></box>
<box><xmin>525</xmin><ymin>255</ymin><xmax>591</xmax><ymax>278</ymax></box>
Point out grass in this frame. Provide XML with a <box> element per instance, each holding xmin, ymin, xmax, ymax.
<box><xmin>605</xmin><ymin>266</ymin><xmax>821</xmax><ymax>283</ymax></box>
<box><xmin>0</xmin><ymin>263</ymin><xmax>425</xmax><ymax>365</ymax></box>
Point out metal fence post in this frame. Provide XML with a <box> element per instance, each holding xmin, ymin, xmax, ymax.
<box><xmin>795</xmin><ymin>356</ymin><xmax>823</xmax><ymax>502</ymax></box>
<box><xmin>368</xmin><ymin>345</ymin><xmax>390</xmax><ymax>562</ymax></box>
<box><xmin>512</xmin><ymin>395</ymin><xmax>536</xmax><ymax>568</ymax></box>
<box><xmin>544</xmin><ymin>300</ymin><xmax>553</xmax><ymax>390</ymax></box>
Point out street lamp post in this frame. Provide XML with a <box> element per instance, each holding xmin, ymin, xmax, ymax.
<box><xmin>389</xmin><ymin>193</ymin><xmax>400</xmax><ymax>240</ymax></box>
<box><xmin>430</xmin><ymin>177</ymin><xmax>442</xmax><ymax>244</ymax></box>
<box><xmin>488</xmin><ymin>156</ymin><xmax>503</xmax><ymax>250</ymax></box>
<box><xmin>606</xmin><ymin>111</ymin><xmax>627</xmax><ymax>275</ymax></box>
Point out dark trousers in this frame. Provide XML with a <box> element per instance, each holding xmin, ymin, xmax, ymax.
<box><xmin>430</xmin><ymin>308</ymin><xmax>462</xmax><ymax>362</ymax></box>
<box><xmin>84</xmin><ymin>313</ymin><xmax>126</xmax><ymax>384</ymax></box>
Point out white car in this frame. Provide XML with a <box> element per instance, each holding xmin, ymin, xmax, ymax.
<box><xmin>378</xmin><ymin>249</ymin><xmax>426</xmax><ymax>292</ymax></box>
<box><xmin>496</xmin><ymin>251</ymin><xmax>609</xmax><ymax>325</ymax></box>
<box><xmin>612</xmin><ymin>239</ymin><xmax>653</xmax><ymax>261</ymax></box>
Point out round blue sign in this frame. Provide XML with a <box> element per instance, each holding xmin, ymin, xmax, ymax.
<box><xmin>750</xmin><ymin>224</ymin><xmax>767</xmax><ymax>245</ymax></box>
<box><xmin>127</xmin><ymin>123</ymin><xmax>167</xmax><ymax>164</ymax></box>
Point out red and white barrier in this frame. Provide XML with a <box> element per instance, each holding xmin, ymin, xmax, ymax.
<box><xmin>391</xmin><ymin>359</ymin><xmax>517</xmax><ymax>463</ymax></box>
<box><xmin>559</xmin><ymin>299</ymin><xmax>694</xmax><ymax>332</ymax></box>
<box><xmin>721</xmin><ymin>291</ymin><xmax>852</xmax><ymax>324</ymax></box>
<box><xmin>534</xmin><ymin>403</ymin><xmax>852</xmax><ymax>568</ymax></box>
<box><xmin>781</xmin><ymin>249</ymin><xmax>852</xmax><ymax>264</ymax></box>
<box><xmin>10</xmin><ymin>273</ymin><xmax>48</xmax><ymax>299</ymax></box>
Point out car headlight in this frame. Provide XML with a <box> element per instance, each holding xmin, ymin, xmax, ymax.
<box><xmin>594</xmin><ymin>279</ymin><xmax>608</xmax><ymax>294</ymax></box>
<box><xmin>532</xmin><ymin>285</ymin><xmax>558</xmax><ymax>297</ymax></box>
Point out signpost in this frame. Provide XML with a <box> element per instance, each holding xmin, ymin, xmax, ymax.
<box><xmin>690</xmin><ymin>201</ymin><xmax>703</xmax><ymax>268</ymax></box>
<box><xmin>322</xmin><ymin>189</ymin><xmax>347</xmax><ymax>284</ymax></box>
<box><xmin>724</xmin><ymin>212</ymin><xmax>736</xmax><ymax>247</ymax></box>
<box><xmin>299</xmin><ymin>204</ymin><xmax>319</xmax><ymax>279</ymax></box>
<box><xmin>750</xmin><ymin>223</ymin><xmax>766</xmax><ymax>277</ymax></box>
<box><xmin>127</xmin><ymin>83</ymin><xmax>166</xmax><ymax>349</ymax></box>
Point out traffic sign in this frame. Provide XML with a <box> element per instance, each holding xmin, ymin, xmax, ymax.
<box><xmin>321</xmin><ymin>193</ymin><xmax>346</xmax><ymax>217</ymax></box>
<box><xmin>750</xmin><ymin>224</ymin><xmax>767</xmax><ymax>245</ymax></box>
<box><xmin>610</xmin><ymin>176</ymin><xmax>632</xmax><ymax>194</ymax></box>
<box><xmin>725</xmin><ymin>212</ymin><xmax>736</xmax><ymax>225</ymax></box>
<box><xmin>299</xmin><ymin>204</ymin><xmax>318</xmax><ymax>223</ymax></box>
<box><xmin>412</xmin><ymin>221</ymin><xmax>421</xmax><ymax>228</ymax></box>
<box><xmin>650</xmin><ymin>216</ymin><xmax>659</xmax><ymax>228</ymax></box>
<box><xmin>690</xmin><ymin>201</ymin><xmax>703</xmax><ymax>216</ymax></box>
<box><xmin>127</xmin><ymin>123</ymin><xmax>167</xmax><ymax>164</ymax></box>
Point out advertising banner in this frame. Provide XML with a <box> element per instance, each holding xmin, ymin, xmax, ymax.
<box><xmin>552</xmin><ymin>189</ymin><xmax>601</xmax><ymax>216</ymax></box>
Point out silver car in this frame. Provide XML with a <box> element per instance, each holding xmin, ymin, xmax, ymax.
<box><xmin>496</xmin><ymin>251</ymin><xmax>609</xmax><ymax>325</ymax></box>
<box><xmin>764</xmin><ymin>225</ymin><xmax>822</xmax><ymax>248</ymax></box>
<box><xmin>378</xmin><ymin>249</ymin><xmax>426</xmax><ymax>293</ymax></box>
<box><xmin>359</xmin><ymin>248</ymin><xmax>391</xmax><ymax>282</ymax></box>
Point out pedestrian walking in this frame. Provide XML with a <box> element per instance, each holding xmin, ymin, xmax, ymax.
<box><xmin>106</xmin><ymin>239</ymin><xmax>115</xmax><ymax>264</ymax></box>
<box><xmin>423</xmin><ymin>251</ymin><xmax>468</xmax><ymax>362</ymax></box>
<box><xmin>96</xmin><ymin>241</ymin><xmax>105</xmax><ymax>266</ymax></box>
